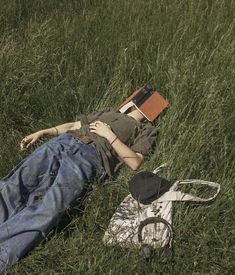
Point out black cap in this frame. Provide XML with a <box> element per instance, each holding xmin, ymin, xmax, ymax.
<box><xmin>128</xmin><ymin>171</ymin><xmax>171</xmax><ymax>204</ymax></box>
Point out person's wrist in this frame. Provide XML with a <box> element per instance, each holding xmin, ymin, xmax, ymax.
<box><xmin>53</xmin><ymin>127</ymin><xmax>59</xmax><ymax>136</ymax></box>
<box><xmin>106</xmin><ymin>133</ymin><xmax>117</xmax><ymax>144</ymax></box>
<box><xmin>110</xmin><ymin>136</ymin><xmax>118</xmax><ymax>145</ymax></box>
<box><xmin>38</xmin><ymin>130</ymin><xmax>46</xmax><ymax>137</ymax></box>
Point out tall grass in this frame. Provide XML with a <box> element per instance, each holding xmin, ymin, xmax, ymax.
<box><xmin>0</xmin><ymin>0</ymin><xmax>234</xmax><ymax>273</ymax></box>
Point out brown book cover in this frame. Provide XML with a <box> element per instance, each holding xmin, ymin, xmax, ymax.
<box><xmin>119</xmin><ymin>85</ymin><xmax>169</xmax><ymax>121</ymax></box>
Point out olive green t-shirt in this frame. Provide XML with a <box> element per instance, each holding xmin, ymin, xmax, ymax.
<box><xmin>72</xmin><ymin>108</ymin><xmax>157</xmax><ymax>177</ymax></box>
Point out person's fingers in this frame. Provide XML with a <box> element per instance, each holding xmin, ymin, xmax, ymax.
<box><xmin>22</xmin><ymin>135</ymin><xmax>31</xmax><ymax>143</ymax></box>
<box><xmin>20</xmin><ymin>139</ymin><xmax>27</xmax><ymax>147</ymax></box>
<box><xmin>89</xmin><ymin>129</ymin><xmax>97</xmax><ymax>134</ymax></box>
<box><xmin>89</xmin><ymin>124</ymin><xmax>96</xmax><ymax>129</ymax></box>
<box><xmin>90</xmin><ymin>121</ymin><xmax>100</xmax><ymax>126</ymax></box>
<box><xmin>90</xmin><ymin>122</ymin><xmax>101</xmax><ymax>128</ymax></box>
<box><xmin>26</xmin><ymin>139</ymin><xmax>34</xmax><ymax>148</ymax></box>
<box><xmin>20</xmin><ymin>142</ymin><xmax>28</xmax><ymax>150</ymax></box>
<box><xmin>20</xmin><ymin>135</ymin><xmax>32</xmax><ymax>150</ymax></box>
<box><xmin>28</xmin><ymin>141</ymin><xmax>34</xmax><ymax>147</ymax></box>
<box><xmin>31</xmin><ymin>137</ymin><xmax>38</xmax><ymax>144</ymax></box>
<box><xmin>27</xmin><ymin>136</ymin><xmax>39</xmax><ymax>147</ymax></box>
<box><xmin>90</xmin><ymin>121</ymin><xmax>108</xmax><ymax>126</ymax></box>
<box><xmin>89</xmin><ymin>124</ymin><xmax>103</xmax><ymax>130</ymax></box>
<box><xmin>21</xmin><ymin>138</ymin><xmax>26</xmax><ymax>144</ymax></box>
<box><xmin>91</xmin><ymin>122</ymin><xmax>109</xmax><ymax>127</ymax></box>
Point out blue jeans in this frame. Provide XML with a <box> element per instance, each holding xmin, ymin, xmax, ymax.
<box><xmin>0</xmin><ymin>133</ymin><xmax>103</xmax><ymax>272</ymax></box>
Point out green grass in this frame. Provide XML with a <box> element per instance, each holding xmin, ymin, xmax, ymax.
<box><xmin>0</xmin><ymin>0</ymin><xmax>234</xmax><ymax>274</ymax></box>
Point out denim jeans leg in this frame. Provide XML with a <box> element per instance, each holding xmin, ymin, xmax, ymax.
<box><xmin>0</xmin><ymin>137</ymin><xmax>62</xmax><ymax>223</ymax></box>
<box><xmin>0</xmin><ymin>134</ymin><xmax>101</xmax><ymax>272</ymax></box>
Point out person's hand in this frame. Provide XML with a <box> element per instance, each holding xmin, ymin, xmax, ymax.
<box><xmin>89</xmin><ymin>121</ymin><xmax>116</xmax><ymax>141</ymax></box>
<box><xmin>20</xmin><ymin>131</ymin><xmax>43</xmax><ymax>151</ymax></box>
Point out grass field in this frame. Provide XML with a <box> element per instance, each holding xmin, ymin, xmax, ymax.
<box><xmin>0</xmin><ymin>0</ymin><xmax>234</xmax><ymax>274</ymax></box>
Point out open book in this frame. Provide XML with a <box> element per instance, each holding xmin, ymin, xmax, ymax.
<box><xmin>119</xmin><ymin>85</ymin><xmax>169</xmax><ymax>121</ymax></box>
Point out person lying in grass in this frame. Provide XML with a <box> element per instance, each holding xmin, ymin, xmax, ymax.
<box><xmin>0</xmin><ymin>92</ymin><xmax>160</xmax><ymax>271</ymax></box>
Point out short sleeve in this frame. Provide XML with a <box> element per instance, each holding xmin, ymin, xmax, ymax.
<box><xmin>131</xmin><ymin>124</ymin><xmax>158</xmax><ymax>157</ymax></box>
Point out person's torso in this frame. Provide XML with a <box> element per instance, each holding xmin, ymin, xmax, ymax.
<box><xmin>93</xmin><ymin>110</ymin><xmax>140</xmax><ymax>144</ymax></box>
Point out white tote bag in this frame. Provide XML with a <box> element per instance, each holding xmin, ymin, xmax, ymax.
<box><xmin>103</xmin><ymin>175</ymin><xmax>220</xmax><ymax>257</ymax></box>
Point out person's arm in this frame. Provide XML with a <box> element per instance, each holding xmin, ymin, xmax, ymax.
<box><xmin>20</xmin><ymin>121</ymin><xmax>81</xmax><ymax>150</ymax></box>
<box><xmin>89</xmin><ymin>121</ymin><xmax>144</xmax><ymax>171</ymax></box>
